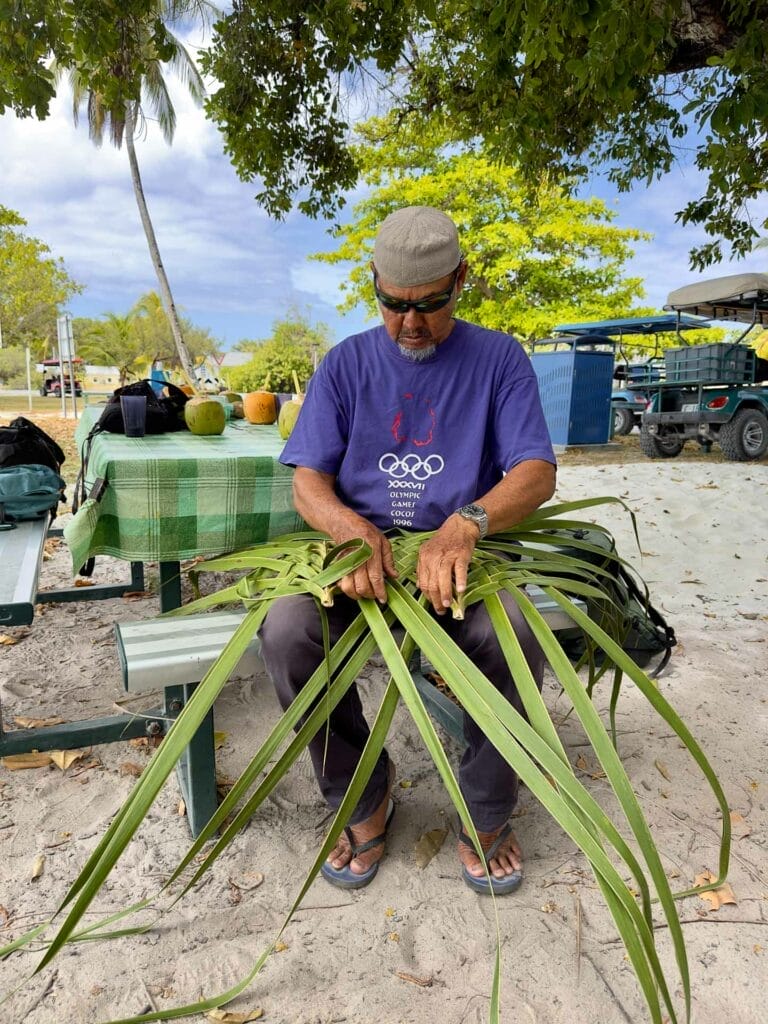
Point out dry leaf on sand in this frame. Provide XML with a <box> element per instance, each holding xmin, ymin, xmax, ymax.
<box><xmin>119</xmin><ymin>762</ymin><xmax>143</xmax><ymax>778</ymax></box>
<box><xmin>206</xmin><ymin>1009</ymin><xmax>263</xmax><ymax>1023</ymax></box>
<box><xmin>730</xmin><ymin>811</ymin><xmax>752</xmax><ymax>838</ymax></box>
<box><xmin>30</xmin><ymin>854</ymin><xmax>45</xmax><ymax>880</ymax></box>
<box><xmin>394</xmin><ymin>971</ymin><xmax>433</xmax><ymax>987</ymax></box>
<box><xmin>694</xmin><ymin>870</ymin><xmax>737</xmax><ymax>911</ymax></box>
<box><xmin>229</xmin><ymin>872</ymin><xmax>264</xmax><ymax>892</ymax></box>
<box><xmin>13</xmin><ymin>716</ymin><xmax>66</xmax><ymax>729</ymax></box>
<box><xmin>0</xmin><ymin>634</ymin><xmax>19</xmax><ymax>646</ymax></box>
<box><xmin>74</xmin><ymin>579</ymin><xmax>95</xmax><ymax>587</ymax></box>
<box><xmin>654</xmin><ymin>759</ymin><xmax>671</xmax><ymax>781</ymax></box>
<box><xmin>1</xmin><ymin>752</ymin><xmax>52</xmax><ymax>771</ymax></box>
<box><xmin>49</xmin><ymin>750</ymin><xmax>86</xmax><ymax>771</ymax></box>
<box><xmin>414</xmin><ymin>827</ymin><xmax>448</xmax><ymax>868</ymax></box>
<box><xmin>213</xmin><ymin>731</ymin><xmax>228</xmax><ymax>750</ymax></box>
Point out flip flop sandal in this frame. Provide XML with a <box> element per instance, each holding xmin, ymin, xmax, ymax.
<box><xmin>458</xmin><ymin>822</ymin><xmax>523</xmax><ymax>895</ymax></box>
<box><xmin>320</xmin><ymin>800</ymin><xmax>396</xmax><ymax>890</ymax></box>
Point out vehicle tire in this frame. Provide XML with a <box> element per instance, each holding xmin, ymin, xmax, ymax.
<box><xmin>613</xmin><ymin>405</ymin><xmax>634</xmax><ymax>436</ymax></box>
<box><xmin>718</xmin><ymin>408</ymin><xmax>768</xmax><ymax>461</ymax></box>
<box><xmin>52</xmin><ymin>386</ymin><xmax>61</xmax><ymax>397</ymax></box>
<box><xmin>39</xmin><ymin>386</ymin><xmax>47</xmax><ymax>397</ymax></box>
<box><xmin>639</xmin><ymin>425</ymin><xmax>684</xmax><ymax>458</ymax></box>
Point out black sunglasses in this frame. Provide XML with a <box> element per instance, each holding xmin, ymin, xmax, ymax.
<box><xmin>373</xmin><ymin>265</ymin><xmax>461</xmax><ymax>315</ymax></box>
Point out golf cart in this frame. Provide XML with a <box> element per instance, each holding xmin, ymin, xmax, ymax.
<box><xmin>38</xmin><ymin>358</ymin><xmax>84</xmax><ymax>397</ymax></box>
<box><xmin>552</xmin><ymin>314</ymin><xmax>712</xmax><ymax>435</ymax></box>
<box><xmin>640</xmin><ymin>274</ymin><xmax>768</xmax><ymax>461</ymax></box>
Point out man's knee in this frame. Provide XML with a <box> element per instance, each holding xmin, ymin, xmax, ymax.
<box><xmin>259</xmin><ymin>594</ymin><xmax>319</xmax><ymax>662</ymax></box>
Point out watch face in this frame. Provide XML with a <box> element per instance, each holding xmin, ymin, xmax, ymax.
<box><xmin>463</xmin><ymin>503</ymin><xmax>485</xmax><ymax>517</ymax></box>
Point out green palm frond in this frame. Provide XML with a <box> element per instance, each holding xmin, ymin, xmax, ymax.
<box><xmin>2</xmin><ymin>502</ymin><xmax>729</xmax><ymax>1024</ymax></box>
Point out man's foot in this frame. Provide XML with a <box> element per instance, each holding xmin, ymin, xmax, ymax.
<box><xmin>458</xmin><ymin>821</ymin><xmax>523</xmax><ymax>895</ymax></box>
<box><xmin>321</xmin><ymin>765</ymin><xmax>395</xmax><ymax>890</ymax></box>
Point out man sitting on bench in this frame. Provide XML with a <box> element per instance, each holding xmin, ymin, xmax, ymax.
<box><xmin>259</xmin><ymin>206</ymin><xmax>556</xmax><ymax>894</ymax></box>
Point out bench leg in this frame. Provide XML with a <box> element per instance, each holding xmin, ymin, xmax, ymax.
<box><xmin>160</xmin><ymin>562</ymin><xmax>218</xmax><ymax>839</ymax></box>
<box><xmin>164</xmin><ymin>683</ymin><xmax>218</xmax><ymax>839</ymax></box>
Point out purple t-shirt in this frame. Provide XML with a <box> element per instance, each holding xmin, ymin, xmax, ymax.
<box><xmin>280</xmin><ymin>319</ymin><xmax>556</xmax><ymax>532</ymax></box>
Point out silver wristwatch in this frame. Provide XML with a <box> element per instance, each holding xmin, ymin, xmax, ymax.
<box><xmin>455</xmin><ymin>503</ymin><xmax>488</xmax><ymax>539</ymax></box>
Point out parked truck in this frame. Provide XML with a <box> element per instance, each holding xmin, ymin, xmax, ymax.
<box><xmin>640</xmin><ymin>274</ymin><xmax>768</xmax><ymax>461</ymax></box>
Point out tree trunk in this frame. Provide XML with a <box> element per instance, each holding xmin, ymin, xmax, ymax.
<box><xmin>124</xmin><ymin>103</ymin><xmax>197</xmax><ymax>388</ymax></box>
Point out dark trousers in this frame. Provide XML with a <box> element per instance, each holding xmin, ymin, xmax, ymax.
<box><xmin>258</xmin><ymin>591</ymin><xmax>544</xmax><ymax>831</ymax></box>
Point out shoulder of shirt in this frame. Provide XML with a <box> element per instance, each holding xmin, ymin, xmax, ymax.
<box><xmin>315</xmin><ymin>326</ymin><xmax>387</xmax><ymax>372</ymax></box>
<box><xmin>452</xmin><ymin>320</ymin><xmax>530</xmax><ymax>362</ymax></box>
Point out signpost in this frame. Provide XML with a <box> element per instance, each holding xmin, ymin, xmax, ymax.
<box><xmin>56</xmin><ymin>313</ymin><xmax>77</xmax><ymax>419</ymax></box>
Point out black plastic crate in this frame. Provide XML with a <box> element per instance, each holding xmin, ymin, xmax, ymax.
<box><xmin>664</xmin><ymin>343</ymin><xmax>756</xmax><ymax>383</ymax></box>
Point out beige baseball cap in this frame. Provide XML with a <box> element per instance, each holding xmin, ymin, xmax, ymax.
<box><xmin>373</xmin><ymin>206</ymin><xmax>461</xmax><ymax>287</ymax></box>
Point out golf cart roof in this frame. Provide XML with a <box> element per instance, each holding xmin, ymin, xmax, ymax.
<box><xmin>665</xmin><ymin>273</ymin><xmax>768</xmax><ymax>324</ymax></box>
<box><xmin>552</xmin><ymin>313</ymin><xmax>710</xmax><ymax>336</ymax></box>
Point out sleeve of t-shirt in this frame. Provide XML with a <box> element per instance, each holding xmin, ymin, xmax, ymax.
<box><xmin>491</xmin><ymin>357</ymin><xmax>557</xmax><ymax>471</ymax></box>
<box><xmin>279</xmin><ymin>360</ymin><xmax>349</xmax><ymax>475</ymax></box>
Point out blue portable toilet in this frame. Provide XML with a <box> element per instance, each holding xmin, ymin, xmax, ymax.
<box><xmin>530</xmin><ymin>336</ymin><xmax>614</xmax><ymax>445</ymax></box>
<box><xmin>149</xmin><ymin>361</ymin><xmax>170</xmax><ymax>396</ymax></box>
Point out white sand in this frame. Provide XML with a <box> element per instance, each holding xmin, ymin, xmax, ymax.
<box><xmin>1</xmin><ymin>461</ymin><xmax>767</xmax><ymax>1024</ymax></box>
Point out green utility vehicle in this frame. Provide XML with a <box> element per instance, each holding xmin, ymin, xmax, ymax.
<box><xmin>552</xmin><ymin>314</ymin><xmax>709</xmax><ymax>436</ymax></box>
<box><xmin>640</xmin><ymin>274</ymin><xmax>768</xmax><ymax>461</ymax></box>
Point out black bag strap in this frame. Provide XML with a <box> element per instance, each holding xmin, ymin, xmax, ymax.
<box><xmin>616</xmin><ymin>563</ymin><xmax>677</xmax><ymax>676</ymax></box>
<box><xmin>71</xmin><ymin>422</ymin><xmax>106</xmax><ymax>578</ymax></box>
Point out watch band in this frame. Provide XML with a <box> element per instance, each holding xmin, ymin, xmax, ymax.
<box><xmin>455</xmin><ymin>503</ymin><xmax>488</xmax><ymax>539</ymax></box>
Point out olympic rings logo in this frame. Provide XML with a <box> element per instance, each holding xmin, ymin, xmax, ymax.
<box><xmin>378</xmin><ymin>452</ymin><xmax>445</xmax><ymax>481</ymax></box>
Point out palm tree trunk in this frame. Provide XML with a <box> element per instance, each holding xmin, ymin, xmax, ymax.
<box><xmin>124</xmin><ymin>103</ymin><xmax>197</xmax><ymax>388</ymax></box>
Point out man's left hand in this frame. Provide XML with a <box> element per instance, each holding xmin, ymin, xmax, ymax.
<box><xmin>417</xmin><ymin>515</ymin><xmax>479</xmax><ymax>614</ymax></box>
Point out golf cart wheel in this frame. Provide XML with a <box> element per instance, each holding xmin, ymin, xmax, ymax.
<box><xmin>718</xmin><ymin>408</ymin><xmax>768</xmax><ymax>461</ymax></box>
<box><xmin>613</xmin><ymin>405</ymin><xmax>634</xmax><ymax>436</ymax></box>
<box><xmin>639</xmin><ymin>425</ymin><xmax>684</xmax><ymax>458</ymax></box>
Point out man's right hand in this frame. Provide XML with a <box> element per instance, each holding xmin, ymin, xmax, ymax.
<box><xmin>331</xmin><ymin>517</ymin><xmax>399</xmax><ymax>603</ymax></box>
<box><xmin>291</xmin><ymin>467</ymin><xmax>398</xmax><ymax>604</ymax></box>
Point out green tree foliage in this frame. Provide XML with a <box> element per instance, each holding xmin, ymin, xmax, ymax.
<box><xmin>75</xmin><ymin>291</ymin><xmax>221</xmax><ymax>384</ymax></box>
<box><xmin>76</xmin><ymin>311</ymin><xmax>147</xmax><ymax>386</ymax></box>
<box><xmin>2</xmin><ymin>0</ymin><xmax>211</xmax><ymax>383</ymax></box>
<box><xmin>0</xmin><ymin>345</ymin><xmax>31</xmax><ymax>387</ymax></box>
<box><xmin>313</xmin><ymin>117</ymin><xmax>650</xmax><ymax>343</ymax></box>
<box><xmin>198</xmin><ymin>1</ymin><xmax>767</xmax><ymax>268</ymax></box>
<box><xmin>0</xmin><ymin>206</ymin><xmax>81</xmax><ymax>355</ymax></box>
<box><xmin>229</xmin><ymin>314</ymin><xmax>331</xmax><ymax>393</ymax></box>
<box><xmin>5</xmin><ymin>3</ymin><xmax>765</xmax><ymax>266</ymax></box>
<box><xmin>129</xmin><ymin>291</ymin><xmax>220</xmax><ymax>369</ymax></box>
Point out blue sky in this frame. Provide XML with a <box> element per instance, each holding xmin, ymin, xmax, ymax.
<box><xmin>1</xmin><ymin>40</ymin><xmax>765</xmax><ymax>352</ymax></box>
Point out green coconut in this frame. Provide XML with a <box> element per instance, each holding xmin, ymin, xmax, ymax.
<box><xmin>221</xmin><ymin>390</ymin><xmax>242</xmax><ymax>404</ymax></box>
<box><xmin>184</xmin><ymin>395</ymin><xmax>226</xmax><ymax>436</ymax></box>
<box><xmin>278</xmin><ymin>396</ymin><xmax>304</xmax><ymax>440</ymax></box>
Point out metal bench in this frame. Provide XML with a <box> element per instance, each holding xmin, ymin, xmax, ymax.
<box><xmin>0</xmin><ymin>516</ymin><xmax>149</xmax><ymax>762</ymax></box>
<box><xmin>114</xmin><ymin>588</ymin><xmax>584</xmax><ymax>834</ymax></box>
<box><xmin>0</xmin><ymin>517</ymin><xmax>146</xmax><ymax>627</ymax></box>
<box><xmin>0</xmin><ymin>517</ymin><xmax>50</xmax><ymax>627</ymax></box>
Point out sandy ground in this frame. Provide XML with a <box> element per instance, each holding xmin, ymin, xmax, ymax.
<box><xmin>1</xmin><ymin>460</ymin><xmax>767</xmax><ymax>1024</ymax></box>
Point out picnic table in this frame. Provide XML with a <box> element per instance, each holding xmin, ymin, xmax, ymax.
<box><xmin>6</xmin><ymin>409</ymin><xmax>300</xmax><ymax>836</ymax></box>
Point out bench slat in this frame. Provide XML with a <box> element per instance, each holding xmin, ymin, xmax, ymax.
<box><xmin>0</xmin><ymin>517</ymin><xmax>49</xmax><ymax>626</ymax></box>
<box><xmin>115</xmin><ymin>589</ymin><xmax>583</xmax><ymax>693</ymax></box>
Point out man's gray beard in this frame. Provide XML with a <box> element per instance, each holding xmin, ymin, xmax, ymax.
<box><xmin>397</xmin><ymin>342</ymin><xmax>437</xmax><ymax>362</ymax></box>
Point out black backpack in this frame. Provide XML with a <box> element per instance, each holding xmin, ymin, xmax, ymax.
<box><xmin>0</xmin><ymin>416</ymin><xmax>65</xmax><ymax>473</ymax></box>
<box><xmin>0</xmin><ymin>418</ymin><xmax>66</xmax><ymax>530</ymax></box>
<box><xmin>94</xmin><ymin>378</ymin><xmax>189</xmax><ymax>434</ymax></box>
<box><xmin>534</xmin><ymin>527</ymin><xmax>676</xmax><ymax>678</ymax></box>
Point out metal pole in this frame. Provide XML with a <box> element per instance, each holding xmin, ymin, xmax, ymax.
<box><xmin>56</xmin><ymin>316</ymin><xmax>67</xmax><ymax>418</ymax></box>
<box><xmin>25</xmin><ymin>345</ymin><xmax>32</xmax><ymax>412</ymax></box>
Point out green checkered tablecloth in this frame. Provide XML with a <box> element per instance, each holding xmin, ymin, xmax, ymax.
<box><xmin>64</xmin><ymin>407</ymin><xmax>303</xmax><ymax>571</ymax></box>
